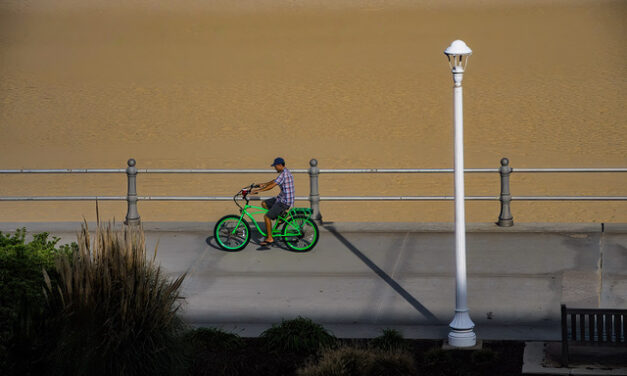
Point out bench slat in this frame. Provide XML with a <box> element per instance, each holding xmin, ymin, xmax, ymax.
<box><xmin>588</xmin><ymin>314</ymin><xmax>595</xmax><ymax>342</ymax></box>
<box><xmin>621</xmin><ymin>314</ymin><xmax>627</xmax><ymax>343</ymax></box>
<box><xmin>599</xmin><ymin>314</ymin><xmax>604</xmax><ymax>342</ymax></box>
<box><xmin>616</xmin><ymin>314</ymin><xmax>619</xmax><ymax>343</ymax></box>
<box><xmin>604</xmin><ymin>313</ymin><xmax>611</xmax><ymax>342</ymax></box>
<box><xmin>579</xmin><ymin>314</ymin><xmax>585</xmax><ymax>341</ymax></box>
<box><xmin>561</xmin><ymin>305</ymin><xmax>569</xmax><ymax>366</ymax></box>
<box><xmin>570</xmin><ymin>315</ymin><xmax>577</xmax><ymax>341</ymax></box>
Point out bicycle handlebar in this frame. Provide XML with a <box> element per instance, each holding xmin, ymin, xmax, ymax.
<box><xmin>233</xmin><ymin>183</ymin><xmax>260</xmax><ymax>210</ymax></box>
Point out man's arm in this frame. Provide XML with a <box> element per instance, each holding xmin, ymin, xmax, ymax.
<box><xmin>252</xmin><ymin>180</ymin><xmax>277</xmax><ymax>194</ymax></box>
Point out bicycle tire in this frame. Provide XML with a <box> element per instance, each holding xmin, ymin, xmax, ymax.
<box><xmin>282</xmin><ymin>216</ymin><xmax>319</xmax><ymax>251</ymax></box>
<box><xmin>214</xmin><ymin>215</ymin><xmax>251</xmax><ymax>251</ymax></box>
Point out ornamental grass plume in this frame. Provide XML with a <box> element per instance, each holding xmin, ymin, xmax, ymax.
<box><xmin>42</xmin><ymin>221</ymin><xmax>187</xmax><ymax>376</ymax></box>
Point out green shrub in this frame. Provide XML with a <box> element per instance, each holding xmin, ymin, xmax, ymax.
<box><xmin>40</xmin><ymin>222</ymin><xmax>187</xmax><ymax>376</ymax></box>
<box><xmin>261</xmin><ymin>317</ymin><xmax>336</xmax><ymax>355</ymax></box>
<box><xmin>421</xmin><ymin>347</ymin><xmax>454</xmax><ymax>376</ymax></box>
<box><xmin>297</xmin><ymin>346</ymin><xmax>416</xmax><ymax>376</ymax></box>
<box><xmin>468</xmin><ymin>348</ymin><xmax>498</xmax><ymax>375</ymax></box>
<box><xmin>184</xmin><ymin>327</ymin><xmax>244</xmax><ymax>352</ymax></box>
<box><xmin>0</xmin><ymin>228</ymin><xmax>75</xmax><ymax>373</ymax></box>
<box><xmin>370</xmin><ymin>328</ymin><xmax>409</xmax><ymax>352</ymax></box>
<box><xmin>471</xmin><ymin>348</ymin><xmax>497</xmax><ymax>365</ymax></box>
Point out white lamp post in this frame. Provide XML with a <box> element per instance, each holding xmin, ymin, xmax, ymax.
<box><xmin>444</xmin><ymin>39</ymin><xmax>476</xmax><ymax>347</ymax></box>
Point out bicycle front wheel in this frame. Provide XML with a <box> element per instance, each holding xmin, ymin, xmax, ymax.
<box><xmin>282</xmin><ymin>216</ymin><xmax>319</xmax><ymax>251</ymax></box>
<box><xmin>214</xmin><ymin>215</ymin><xmax>250</xmax><ymax>251</ymax></box>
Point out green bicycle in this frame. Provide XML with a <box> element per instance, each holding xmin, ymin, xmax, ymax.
<box><xmin>213</xmin><ymin>184</ymin><xmax>319</xmax><ymax>252</ymax></box>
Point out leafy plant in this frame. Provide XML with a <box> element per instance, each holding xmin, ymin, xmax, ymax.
<box><xmin>468</xmin><ymin>348</ymin><xmax>498</xmax><ymax>375</ymax></box>
<box><xmin>370</xmin><ymin>328</ymin><xmax>409</xmax><ymax>352</ymax></box>
<box><xmin>297</xmin><ymin>345</ymin><xmax>415</xmax><ymax>376</ymax></box>
<box><xmin>0</xmin><ymin>228</ymin><xmax>75</xmax><ymax>374</ymax></box>
<box><xmin>421</xmin><ymin>347</ymin><xmax>454</xmax><ymax>376</ymax></box>
<box><xmin>261</xmin><ymin>317</ymin><xmax>336</xmax><ymax>355</ymax></box>
<box><xmin>471</xmin><ymin>348</ymin><xmax>497</xmax><ymax>365</ymax></box>
<box><xmin>41</xmin><ymin>222</ymin><xmax>187</xmax><ymax>376</ymax></box>
<box><xmin>184</xmin><ymin>327</ymin><xmax>244</xmax><ymax>352</ymax></box>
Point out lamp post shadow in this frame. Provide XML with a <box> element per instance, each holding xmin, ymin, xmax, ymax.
<box><xmin>323</xmin><ymin>225</ymin><xmax>440</xmax><ymax>324</ymax></box>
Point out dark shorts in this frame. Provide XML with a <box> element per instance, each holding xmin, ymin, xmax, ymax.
<box><xmin>264</xmin><ymin>197</ymin><xmax>290</xmax><ymax>220</ymax></box>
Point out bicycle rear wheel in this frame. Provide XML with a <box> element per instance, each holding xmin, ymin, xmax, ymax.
<box><xmin>214</xmin><ymin>215</ymin><xmax>250</xmax><ymax>251</ymax></box>
<box><xmin>282</xmin><ymin>216</ymin><xmax>319</xmax><ymax>251</ymax></box>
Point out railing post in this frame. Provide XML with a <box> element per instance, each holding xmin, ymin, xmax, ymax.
<box><xmin>124</xmin><ymin>158</ymin><xmax>141</xmax><ymax>225</ymax></box>
<box><xmin>497</xmin><ymin>157</ymin><xmax>514</xmax><ymax>227</ymax></box>
<box><xmin>308</xmin><ymin>159</ymin><xmax>322</xmax><ymax>223</ymax></box>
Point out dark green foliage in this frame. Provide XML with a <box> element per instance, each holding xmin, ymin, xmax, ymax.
<box><xmin>419</xmin><ymin>346</ymin><xmax>503</xmax><ymax>376</ymax></box>
<box><xmin>297</xmin><ymin>346</ymin><xmax>416</xmax><ymax>376</ymax></box>
<box><xmin>184</xmin><ymin>327</ymin><xmax>244</xmax><ymax>352</ymax></box>
<box><xmin>261</xmin><ymin>317</ymin><xmax>336</xmax><ymax>355</ymax></box>
<box><xmin>471</xmin><ymin>348</ymin><xmax>497</xmax><ymax>365</ymax></box>
<box><xmin>189</xmin><ymin>337</ymin><xmax>309</xmax><ymax>376</ymax></box>
<box><xmin>421</xmin><ymin>348</ymin><xmax>454</xmax><ymax>376</ymax></box>
<box><xmin>0</xmin><ymin>228</ymin><xmax>75</xmax><ymax>374</ymax></box>
<box><xmin>0</xmin><ymin>229</ymin><xmax>74</xmax><ymax>325</ymax></box>
<box><xmin>370</xmin><ymin>328</ymin><xmax>409</xmax><ymax>352</ymax></box>
<box><xmin>469</xmin><ymin>348</ymin><xmax>498</xmax><ymax>375</ymax></box>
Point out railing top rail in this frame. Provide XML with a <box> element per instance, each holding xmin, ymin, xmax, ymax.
<box><xmin>5</xmin><ymin>195</ymin><xmax>625</xmax><ymax>202</ymax></box>
<box><xmin>0</xmin><ymin>196</ymin><xmax>127</xmax><ymax>201</ymax></box>
<box><xmin>0</xmin><ymin>169</ymin><xmax>125</xmax><ymax>174</ymax></box>
<box><xmin>514</xmin><ymin>168</ymin><xmax>627</xmax><ymax>173</ymax></box>
<box><xmin>138</xmin><ymin>169</ymin><xmax>310</xmax><ymax>174</ymax></box>
<box><xmin>319</xmin><ymin>168</ymin><xmax>498</xmax><ymax>173</ymax></box>
<box><xmin>2</xmin><ymin>167</ymin><xmax>626</xmax><ymax>174</ymax></box>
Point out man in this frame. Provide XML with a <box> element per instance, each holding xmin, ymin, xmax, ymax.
<box><xmin>251</xmin><ymin>157</ymin><xmax>294</xmax><ymax>246</ymax></box>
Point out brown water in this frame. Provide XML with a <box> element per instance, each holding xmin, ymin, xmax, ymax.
<box><xmin>0</xmin><ymin>0</ymin><xmax>625</xmax><ymax>223</ymax></box>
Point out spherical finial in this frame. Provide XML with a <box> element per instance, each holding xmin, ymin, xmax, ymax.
<box><xmin>310</xmin><ymin>159</ymin><xmax>318</xmax><ymax>167</ymax></box>
<box><xmin>128</xmin><ymin>158</ymin><xmax>136</xmax><ymax>167</ymax></box>
<box><xmin>501</xmin><ymin>158</ymin><xmax>509</xmax><ymax>167</ymax></box>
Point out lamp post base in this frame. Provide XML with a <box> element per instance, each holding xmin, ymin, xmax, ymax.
<box><xmin>448</xmin><ymin>310</ymin><xmax>476</xmax><ymax>347</ymax></box>
<box><xmin>448</xmin><ymin>329</ymin><xmax>477</xmax><ymax>348</ymax></box>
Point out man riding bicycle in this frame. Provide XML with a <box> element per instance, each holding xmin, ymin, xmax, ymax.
<box><xmin>251</xmin><ymin>157</ymin><xmax>294</xmax><ymax>246</ymax></box>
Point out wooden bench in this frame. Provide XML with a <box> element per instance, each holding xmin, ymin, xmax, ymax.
<box><xmin>561</xmin><ymin>304</ymin><xmax>627</xmax><ymax>366</ymax></box>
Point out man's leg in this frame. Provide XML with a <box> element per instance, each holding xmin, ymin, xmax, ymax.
<box><xmin>262</xmin><ymin>198</ymin><xmax>277</xmax><ymax>243</ymax></box>
<box><xmin>264</xmin><ymin>214</ymin><xmax>273</xmax><ymax>243</ymax></box>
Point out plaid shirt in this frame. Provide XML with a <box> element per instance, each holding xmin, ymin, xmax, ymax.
<box><xmin>275</xmin><ymin>168</ymin><xmax>295</xmax><ymax>207</ymax></box>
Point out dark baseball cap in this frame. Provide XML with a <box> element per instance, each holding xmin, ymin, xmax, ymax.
<box><xmin>271</xmin><ymin>157</ymin><xmax>285</xmax><ymax>166</ymax></box>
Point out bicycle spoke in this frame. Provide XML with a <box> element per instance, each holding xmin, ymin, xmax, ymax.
<box><xmin>215</xmin><ymin>217</ymin><xmax>249</xmax><ymax>250</ymax></box>
<box><xmin>282</xmin><ymin>216</ymin><xmax>318</xmax><ymax>251</ymax></box>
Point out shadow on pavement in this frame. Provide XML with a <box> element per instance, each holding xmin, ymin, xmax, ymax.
<box><xmin>324</xmin><ymin>224</ymin><xmax>440</xmax><ymax>324</ymax></box>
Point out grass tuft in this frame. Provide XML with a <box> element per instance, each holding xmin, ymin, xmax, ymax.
<box><xmin>297</xmin><ymin>345</ymin><xmax>416</xmax><ymax>376</ymax></box>
<box><xmin>261</xmin><ymin>316</ymin><xmax>336</xmax><ymax>355</ymax></box>
<box><xmin>370</xmin><ymin>328</ymin><xmax>409</xmax><ymax>352</ymax></box>
<box><xmin>184</xmin><ymin>327</ymin><xmax>244</xmax><ymax>352</ymax></box>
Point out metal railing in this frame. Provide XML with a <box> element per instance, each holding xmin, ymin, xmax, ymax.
<box><xmin>1</xmin><ymin>158</ymin><xmax>626</xmax><ymax>226</ymax></box>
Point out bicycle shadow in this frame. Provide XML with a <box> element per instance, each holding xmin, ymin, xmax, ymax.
<box><xmin>323</xmin><ymin>223</ymin><xmax>440</xmax><ymax>324</ymax></box>
<box><xmin>206</xmin><ymin>232</ymin><xmax>294</xmax><ymax>252</ymax></box>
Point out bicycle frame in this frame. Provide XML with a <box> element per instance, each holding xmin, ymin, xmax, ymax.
<box><xmin>230</xmin><ymin>184</ymin><xmax>312</xmax><ymax>238</ymax></box>
<box><xmin>236</xmin><ymin>204</ymin><xmax>298</xmax><ymax>238</ymax></box>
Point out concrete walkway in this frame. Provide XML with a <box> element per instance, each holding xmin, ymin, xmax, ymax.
<box><xmin>1</xmin><ymin>221</ymin><xmax>626</xmax><ymax>340</ymax></box>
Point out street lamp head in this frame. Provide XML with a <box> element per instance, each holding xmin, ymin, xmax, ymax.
<box><xmin>444</xmin><ymin>40</ymin><xmax>472</xmax><ymax>72</ymax></box>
